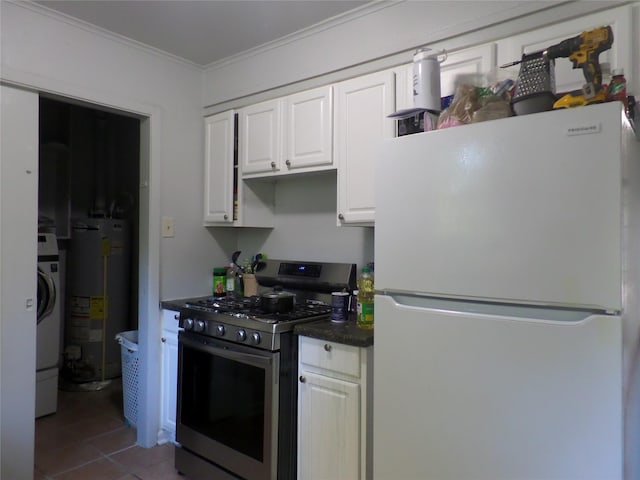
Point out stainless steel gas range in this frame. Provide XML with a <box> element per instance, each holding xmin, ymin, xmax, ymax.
<box><xmin>175</xmin><ymin>259</ymin><xmax>356</xmax><ymax>480</ymax></box>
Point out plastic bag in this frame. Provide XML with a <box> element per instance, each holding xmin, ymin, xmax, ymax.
<box><xmin>471</xmin><ymin>80</ymin><xmax>514</xmax><ymax>123</ymax></box>
<box><xmin>437</xmin><ymin>84</ymin><xmax>479</xmax><ymax>129</ymax></box>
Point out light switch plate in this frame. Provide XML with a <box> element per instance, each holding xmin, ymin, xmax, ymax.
<box><xmin>162</xmin><ymin>216</ymin><xmax>175</xmax><ymax>237</ymax></box>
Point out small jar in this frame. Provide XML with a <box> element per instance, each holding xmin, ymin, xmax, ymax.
<box><xmin>213</xmin><ymin>268</ymin><xmax>227</xmax><ymax>297</ymax></box>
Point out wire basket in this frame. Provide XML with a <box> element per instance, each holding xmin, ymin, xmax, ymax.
<box><xmin>115</xmin><ymin>330</ymin><xmax>139</xmax><ymax>428</ymax></box>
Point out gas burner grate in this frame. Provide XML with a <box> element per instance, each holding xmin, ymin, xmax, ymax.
<box><xmin>184</xmin><ymin>296</ymin><xmax>331</xmax><ymax>324</ymax></box>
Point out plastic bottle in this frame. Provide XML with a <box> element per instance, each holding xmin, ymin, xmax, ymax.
<box><xmin>213</xmin><ymin>267</ymin><xmax>227</xmax><ymax>297</ymax></box>
<box><xmin>226</xmin><ymin>264</ymin><xmax>238</xmax><ymax>299</ymax></box>
<box><xmin>357</xmin><ymin>266</ymin><xmax>374</xmax><ymax>329</ymax></box>
<box><xmin>608</xmin><ymin>68</ymin><xmax>629</xmax><ymax>116</ymax></box>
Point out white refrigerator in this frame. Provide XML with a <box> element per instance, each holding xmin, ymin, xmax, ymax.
<box><xmin>373</xmin><ymin>102</ymin><xmax>640</xmax><ymax>480</ymax></box>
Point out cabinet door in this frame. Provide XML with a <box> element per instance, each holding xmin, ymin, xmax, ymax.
<box><xmin>496</xmin><ymin>6</ymin><xmax>632</xmax><ymax>96</ymax></box>
<box><xmin>395</xmin><ymin>44</ymin><xmax>496</xmax><ymax>111</ymax></box>
<box><xmin>161</xmin><ymin>331</ymin><xmax>178</xmax><ymax>441</ymax></box>
<box><xmin>335</xmin><ymin>70</ymin><xmax>395</xmax><ymax>226</ymax></box>
<box><xmin>239</xmin><ymin>99</ymin><xmax>282</xmax><ymax>175</ymax></box>
<box><xmin>203</xmin><ymin>111</ymin><xmax>235</xmax><ymax>224</ymax></box>
<box><xmin>284</xmin><ymin>86</ymin><xmax>333</xmax><ymax>171</ymax></box>
<box><xmin>298</xmin><ymin>371</ymin><xmax>360</xmax><ymax>480</ymax></box>
<box><xmin>440</xmin><ymin>44</ymin><xmax>496</xmax><ymax>97</ymax></box>
<box><xmin>393</xmin><ymin>63</ymin><xmax>414</xmax><ymax>112</ymax></box>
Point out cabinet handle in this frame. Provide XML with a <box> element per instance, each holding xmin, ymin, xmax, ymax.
<box><xmin>338</xmin><ymin>213</ymin><xmax>344</xmax><ymax>220</ymax></box>
<box><xmin>299</xmin><ymin>375</ymin><xmax>306</xmax><ymax>383</ymax></box>
<box><xmin>161</xmin><ymin>337</ymin><xmax>166</xmax><ymax>343</ymax></box>
<box><xmin>174</xmin><ymin>314</ymin><xmax>179</xmax><ymax>320</ymax></box>
<box><xmin>324</xmin><ymin>343</ymin><xmax>332</xmax><ymax>352</ymax></box>
<box><xmin>285</xmin><ymin>159</ymin><xmax>291</xmax><ymax>167</ymax></box>
<box><xmin>224</xmin><ymin>214</ymin><xmax>228</xmax><ymax>220</ymax></box>
<box><xmin>271</xmin><ymin>161</ymin><xmax>276</xmax><ymax>168</ymax></box>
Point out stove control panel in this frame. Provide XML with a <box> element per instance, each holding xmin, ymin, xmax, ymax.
<box><xmin>180</xmin><ymin>313</ymin><xmax>274</xmax><ymax>350</ymax></box>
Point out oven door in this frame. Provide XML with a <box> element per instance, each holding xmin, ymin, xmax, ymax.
<box><xmin>177</xmin><ymin>330</ymin><xmax>279</xmax><ymax>480</ymax></box>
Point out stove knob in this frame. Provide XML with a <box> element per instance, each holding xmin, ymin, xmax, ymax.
<box><xmin>215</xmin><ymin>325</ymin><xmax>225</xmax><ymax>337</ymax></box>
<box><xmin>183</xmin><ymin>318</ymin><xmax>194</xmax><ymax>330</ymax></box>
<box><xmin>250</xmin><ymin>332</ymin><xmax>261</xmax><ymax>345</ymax></box>
<box><xmin>194</xmin><ymin>320</ymin><xmax>206</xmax><ymax>332</ymax></box>
<box><xmin>237</xmin><ymin>329</ymin><xmax>247</xmax><ymax>342</ymax></box>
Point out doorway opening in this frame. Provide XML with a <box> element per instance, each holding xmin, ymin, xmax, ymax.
<box><xmin>38</xmin><ymin>95</ymin><xmax>140</xmax><ymax>414</ymax></box>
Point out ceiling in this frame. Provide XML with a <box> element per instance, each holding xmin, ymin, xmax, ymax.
<box><xmin>34</xmin><ymin>0</ymin><xmax>372</xmax><ymax>66</ymax></box>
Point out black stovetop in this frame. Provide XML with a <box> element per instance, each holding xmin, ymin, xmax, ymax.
<box><xmin>183</xmin><ymin>295</ymin><xmax>331</xmax><ymax>324</ymax></box>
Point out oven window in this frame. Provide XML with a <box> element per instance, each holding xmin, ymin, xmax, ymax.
<box><xmin>180</xmin><ymin>345</ymin><xmax>265</xmax><ymax>462</ymax></box>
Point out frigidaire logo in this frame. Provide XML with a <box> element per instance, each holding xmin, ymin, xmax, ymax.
<box><xmin>566</xmin><ymin>123</ymin><xmax>601</xmax><ymax>136</ymax></box>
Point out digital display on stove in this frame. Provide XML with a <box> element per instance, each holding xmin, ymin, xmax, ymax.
<box><xmin>278</xmin><ymin>262</ymin><xmax>322</xmax><ymax>278</ymax></box>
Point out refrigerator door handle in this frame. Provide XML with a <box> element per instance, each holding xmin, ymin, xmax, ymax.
<box><xmin>381</xmin><ymin>293</ymin><xmax>612</xmax><ymax>325</ymax></box>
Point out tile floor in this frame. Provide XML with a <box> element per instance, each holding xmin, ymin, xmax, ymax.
<box><xmin>34</xmin><ymin>378</ymin><xmax>182</xmax><ymax>480</ymax></box>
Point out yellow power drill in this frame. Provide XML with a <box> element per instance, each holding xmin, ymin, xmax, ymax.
<box><xmin>545</xmin><ymin>25</ymin><xmax>613</xmax><ymax>109</ymax></box>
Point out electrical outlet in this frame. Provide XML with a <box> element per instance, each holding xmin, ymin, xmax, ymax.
<box><xmin>162</xmin><ymin>216</ymin><xmax>175</xmax><ymax>238</ymax></box>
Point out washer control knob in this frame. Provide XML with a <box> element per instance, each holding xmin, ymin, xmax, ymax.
<box><xmin>194</xmin><ymin>320</ymin><xmax>206</xmax><ymax>332</ymax></box>
<box><xmin>250</xmin><ymin>332</ymin><xmax>261</xmax><ymax>345</ymax></box>
<box><xmin>183</xmin><ymin>318</ymin><xmax>194</xmax><ymax>330</ymax></box>
<box><xmin>215</xmin><ymin>325</ymin><xmax>226</xmax><ymax>336</ymax></box>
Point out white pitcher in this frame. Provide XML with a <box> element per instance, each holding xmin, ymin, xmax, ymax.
<box><xmin>413</xmin><ymin>48</ymin><xmax>446</xmax><ymax>112</ymax></box>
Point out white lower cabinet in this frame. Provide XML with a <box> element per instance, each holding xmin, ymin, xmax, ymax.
<box><xmin>160</xmin><ymin>309</ymin><xmax>180</xmax><ymax>444</ymax></box>
<box><xmin>297</xmin><ymin>336</ymin><xmax>373</xmax><ymax>480</ymax></box>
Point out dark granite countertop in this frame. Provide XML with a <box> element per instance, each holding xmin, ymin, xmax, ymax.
<box><xmin>160</xmin><ymin>296</ymin><xmax>209</xmax><ymax>311</ymax></box>
<box><xmin>162</xmin><ymin>298</ymin><xmax>374</xmax><ymax>348</ymax></box>
<box><xmin>294</xmin><ymin>313</ymin><xmax>373</xmax><ymax>348</ymax></box>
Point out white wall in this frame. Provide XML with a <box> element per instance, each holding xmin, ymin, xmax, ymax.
<box><xmin>1</xmin><ymin>0</ymin><xmax>229</xmax><ymax>299</ymax></box>
<box><xmin>202</xmin><ymin>0</ymin><xmax>627</xmax><ymax>109</ymax></box>
<box><xmin>0</xmin><ymin>0</ymin><xmax>229</xmax><ymax>469</ymax></box>
<box><xmin>236</xmin><ymin>173</ymin><xmax>374</xmax><ymax>269</ymax></box>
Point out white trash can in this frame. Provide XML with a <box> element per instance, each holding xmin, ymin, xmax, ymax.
<box><xmin>115</xmin><ymin>330</ymin><xmax>139</xmax><ymax>428</ymax></box>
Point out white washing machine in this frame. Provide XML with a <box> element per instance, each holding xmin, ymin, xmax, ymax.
<box><xmin>36</xmin><ymin>233</ymin><xmax>61</xmax><ymax>417</ymax></box>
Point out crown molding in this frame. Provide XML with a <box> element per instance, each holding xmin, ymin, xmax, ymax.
<box><xmin>203</xmin><ymin>0</ymin><xmax>398</xmax><ymax>72</ymax></box>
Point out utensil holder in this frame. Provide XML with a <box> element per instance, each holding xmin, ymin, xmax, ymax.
<box><xmin>243</xmin><ymin>274</ymin><xmax>258</xmax><ymax>297</ymax></box>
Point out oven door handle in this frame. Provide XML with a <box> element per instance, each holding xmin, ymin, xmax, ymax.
<box><xmin>180</xmin><ymin>334</ymin><xmax>274</xmax><ymax>369</ymax></box>
<box><xmin>213</xmin><ymin>346</ymin><xmax>273</xmax><ymax>369</ymax></box>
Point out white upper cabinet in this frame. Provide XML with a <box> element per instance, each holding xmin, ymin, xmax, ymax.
<box><xmin>440</xmin><ymin>44</ymin><xmax>497</xmax><ymax>97</ymax></box>
<box><xmin>239</xmin><ymin>99</ymin><xmax>282</xmax><ymax>175</ymax></box>
<box><xmin>203</xmin><ymin>111</ymin><xmax>235</xmax><ymax>224</ymax></box>
<box><xmin>496</xmin><ymin>5</ymin><xmax>633</xmax><ymax>96</ymax></box>
<box><xmin>239</xmin><ymin>85</ymin><xmax>333</xmax><ymax>178</ymax></box>
<box><xmin>335</xmin><ymin>70</ymin><xmax>395</xmax><ymax>226</ymax></box>
<box><xmin>204</xmin><ymin>111</ymin><xmax>274</xmax><ymax>228</ymax></box>
<box><xmin>284</xmin><ymin>86</ymin><xmax>333</xmax><ymax>171</ymax></box>
<box><xmin>395</xmin><ymin>44</ymin><xmax>497</xmax><ymax>111</ymax></box>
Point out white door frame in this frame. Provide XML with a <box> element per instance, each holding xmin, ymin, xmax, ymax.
<box><xmin>3</xmin><ymin>79</ymin><xmax>162</xmax><ymax>449</ymax></box>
